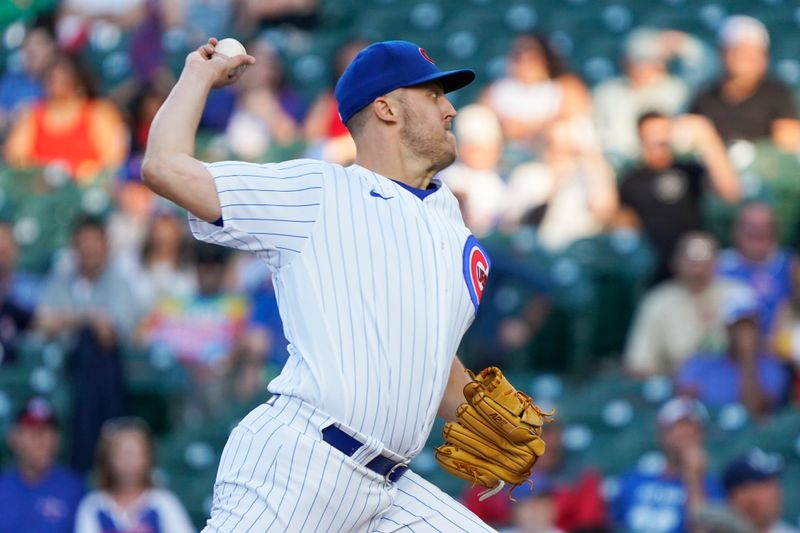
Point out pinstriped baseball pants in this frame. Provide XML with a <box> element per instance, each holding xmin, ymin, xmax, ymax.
<box><xmin>202</xmin><ymin>395</ymin><xmax>496</xmax><ymax>532</ymax></box>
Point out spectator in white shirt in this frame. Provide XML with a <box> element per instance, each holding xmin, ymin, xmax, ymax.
<box><xmin>439</xmin><ymin>104</ymin><xmax>508</xmax><ymax>237</ymax></box>
<box><xmin>75</xmin><ymin>418</ymin><xmax>194</xmax><ymax>533</ymax></box>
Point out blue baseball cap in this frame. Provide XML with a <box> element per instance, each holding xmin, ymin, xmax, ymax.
<box><xmin>723</xmin><ymin>448</ymin><xmax>782</xmax><ymax>494</ymax></box>
<box><xmin>334</xmin><ymin>40</ymin><xmax>475</xmax><ymax>125</ymax></box>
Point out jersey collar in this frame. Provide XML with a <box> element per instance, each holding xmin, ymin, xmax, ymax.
<box><xmin>351</xmin><ymin>164</ymin><xmax>441</xmax><ymax>201</ymax></box>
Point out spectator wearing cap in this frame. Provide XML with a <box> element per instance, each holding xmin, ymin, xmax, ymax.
<box><xmin>676</xmin><ymin>287</ymin><xmax>791</xmax><ymax>416</ymax></box>
<box><xmin>593</xmin><ymin>27</ymin><xmax>713</xmax><ymax>160</ymax></box>
<box><xmin>613</xmin><ymin>396</ymin><xmax>724</xmax><ymax>533</ymax></box>
<box><xmin>74</xmin><ymin>418</ymin><xmax>194</xmax><ymax>533</ymax></box>
<box><xmin>617</xmin><ymin>111</ymin><xmax>740</xmax><ymax>283</ymax></box>
<box><xmin>718</xmin><ymin>202</ymin><xmax>796</xmax><ymax>336</ymax></box>
<box><xmin>35</xmin><ymin>216</ymin><xmax>136</xmax><ymax>472</ymax></box>
<box><xmin>439</xmin><ymin>104</ymin><xmax>508</xmax><ymax>237</ymax></box>
<box><xmin>0</xmin><ymin>397</ymin><xmax>84</xmax><ymax>533</ymax></box>
<box><xmin>625</xmin><ymin>232</ymin><xmax>753</xmax><ymax>376</ymax></box>
<box><xmin>723</xmin><ymin>449</ymin><xmax>799</xmax><ymax>533</ymax></box>
<box><xmin>695</xmin><ymin>449</ymin><xmax>800</xmax><ymax>533</ymax></box>
<box><xmin>689</xmin><ymin>15</ymin><xmax>800</xmax><ymax>151</ymax></box>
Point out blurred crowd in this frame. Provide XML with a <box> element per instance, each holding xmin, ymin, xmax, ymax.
<box><xmin>1</xmin><ymin>1</ymin><xmax>800</xmax><ymax>532</ymax></box>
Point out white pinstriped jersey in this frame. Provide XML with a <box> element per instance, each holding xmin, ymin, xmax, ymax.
<box><xmin>189</xmin><ymin>159</ymin><xmax>491</xmax><ymax>459</ymax></box>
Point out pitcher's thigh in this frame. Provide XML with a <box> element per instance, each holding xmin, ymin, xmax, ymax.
<box><xmin>374</xmin><ymin>471</ymin><xmax>497</xmax><ymax>533</ymax></box>
<box><xmin>203</xmin><ymin>419</ymin><xmax>392</xmax><ymax>532</ymax></box>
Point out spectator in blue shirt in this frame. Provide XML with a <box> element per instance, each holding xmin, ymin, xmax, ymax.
<box><xmin>0</xmin><ymin>397</ymin><xmax>84</xmax><ymax>533</ymax></box>
<box><xmin>613</xmin><ymin>397</ymin><xmax>724</xmax><ymax>533</ymax></box>
<box><xmin>676</xmin><ymin>286</ymin><xmax>791</xmax><ymax>417</ymax></box>
<box><xmin>718</xmin><ymin>202</ymin><xmax>796</xmax><ymax>335</ymax></box>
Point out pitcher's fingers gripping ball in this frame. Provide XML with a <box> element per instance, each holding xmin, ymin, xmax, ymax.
<box><xmin>212</xmin><ymin>38</ymin><xmax>249</xmax><ymax>79</ymax></box>
<box><xmin>436</xmin><ymin>367</ymin><xmax>554</xmax><ymax>500</ymax></box>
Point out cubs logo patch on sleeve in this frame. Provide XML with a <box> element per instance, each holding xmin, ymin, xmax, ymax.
<box><xmin>462</xmin><ymin>235</ymin><xmax>491</xmax><ymax>313</ymax></box>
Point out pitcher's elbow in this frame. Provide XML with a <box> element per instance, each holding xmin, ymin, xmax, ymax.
<box><xmin>140</xmin><ymin>155</ymin><xmax>165</xmax><ymax>192</ymax></box>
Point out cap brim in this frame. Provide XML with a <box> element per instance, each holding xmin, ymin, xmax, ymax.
<box><xmin>404</xmin><ymin>69</ymin><xmax>476</xmax><ymax>94</ymax></box>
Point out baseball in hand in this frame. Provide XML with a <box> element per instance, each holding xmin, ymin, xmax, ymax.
<box><xmin>213</xmin><ymin>38</ymin><xmax>248</xmax><ymax>78</ymax></box>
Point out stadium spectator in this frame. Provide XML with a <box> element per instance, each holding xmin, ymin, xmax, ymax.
<box><xmin>0</xmin><ymin>22</ymin><xmax>56</xmax><ymax>134</ymax></box>
<box><xmin>695</xmin><ymin>449</ymin><xmax>800</xmax><ymax>533</ymax></box>
<box><xmin>303</xmin><ymin>39</ymin><xmax>367</xmax><ymax>165</ymax></box>
<box><xmin>464</xmin><ymin>423</ymin><xmax>608</xmax><ymax>532</ymax></box>
<box><xmin>676</xmin><ymin>288</ymin><xmax>790</xmax><ymax>416</ymax></box>
<box><xmin>771</xmin><ymin>261</ymin><xmax>800</xmax><ymax>400</ymax></box>
<box><xmin>36</xmin><ymin>216</ymin><xmax>135</xmax><ymax>472</ymax></box>
<box><xmin>722</xmin><ymin>450</ymin><xmax>799</xmax><ymax>533</ymax></box>
<box><xmin>617</xmin><ymin>112</ymin><xmax>740</xmax><ymax>283</ymax></box>
<box><xmin>483</xmin><ymin>33</ymin><xmax>592</xmax><ymax>154</ymax></box>
<box><xmin>224</xmin><ymin>39</ymin><xmax>303</xmax><ymax>160</ymax></box>
<box><xmin>124</xmin><ymin>81</ymin><xmax>171</xmax><ymax>179</ymax></box>
<box><xmin>718</xmin><ymin>202</ymin><xmax>795</xmax><ymax>335</ymax></box>
<box><xmin>498</xmin><ymin>475</ymin><xmax>565</xmax><ymax>533</ymax></box>
<box><xmin>689</xmin><ymin>16</ymin><xmax>800</xmax><ymax>151</ymax></box>
<box><xmin>536</xmin><ymin>423</ymin><xmax>608</xmax><ymax>533</ymax></box>
<box><xmin>503</xmin><ymin>120</ymin><xmax>618</xmax><ymax>250</ymax></box>
<box><xmin>459</xmin><ymin>234</ymin><xmax>552</xmax><ymax>369</ymax></box>
<box><xmin>130</xmin><ymin>210</ymin><xmax>196</xmax><ymax>313</ymax></box>
<box><xmin>75</xmin><ymin>417</ymin><xmax>194</xmax><ymax>533</ymax></box>
<box><xmin>36</xmin><ymin>215</ymin><xmax>139</xmax><ymax>345</ymax></box>
<box><xmin>0</xmin><ymin>397</ymin><xmax>84</xmax><ymax>533</ymax></box>
<box><xmin>0</xmin><ymin>220</ymin><xmax>41</xmax><ymax>312</ymax></box>
<box><xmin>613</xmin><ymin>396</ymin><xmax>723</xmax><ymax>533</ymax></box>
<box><xmin>594</xmin><ymin>28</ymin><xmax>711</xmax><ymax>159</ymax></box>
<box><xmin>4</xmin><ymin>53</ymin><xmax>127</xmax><ymax>183</ymax></box>
<box><xmin>137</xmin><ymin>242</ymin><xmax>253</xmax><ymax>422</ymax></box>
<box><xmin>0</xmin><ymin>221</ymin><xmax>34</xmax><ymax>365</ymax></box>
<box><xmin>439</xmin><ymin>104</ymin><xmax>508</xmax><ymax>237</ymax></box>
<box><xmin>106</xmin><ymin>181</ymin><xmax>157</xmax><ymax>261</ymax></box>
<box><xmin>625</xmin><ymin>232</ymin><xmax>752</xmax><ymax>376</ymax></box>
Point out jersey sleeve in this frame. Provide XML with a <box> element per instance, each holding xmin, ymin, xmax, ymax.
<box><xmin>188</xmin><ymin>159</ymin><xmax>324</xmax><ymax>270</ymax></box>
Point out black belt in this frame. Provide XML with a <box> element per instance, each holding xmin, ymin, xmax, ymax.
<box><xmin>321</xmin><ymin>425</ymin><xmax>409</xmax><ymax>483</ymax></box>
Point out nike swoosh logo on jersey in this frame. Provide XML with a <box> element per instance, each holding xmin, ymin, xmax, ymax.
<box><xmin>370</xmin><ymin>189</ymin><xmax>393</xmax><ymax>200</ymax></box>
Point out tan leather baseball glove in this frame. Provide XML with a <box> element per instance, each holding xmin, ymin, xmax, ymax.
<box><xmin>435</xmin><ymin>367</ymin><xmax>554</xmax><ymax>500</ymax></box>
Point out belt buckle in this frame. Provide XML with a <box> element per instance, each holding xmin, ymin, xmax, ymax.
<box><xmin>385</xmin><ymin>461</ymin><xmax>409</xmax><ymax>483</ymax></box>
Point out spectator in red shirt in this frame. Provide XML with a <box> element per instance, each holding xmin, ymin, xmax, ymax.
<box><xmin>463</xmin><ymin>423</ymin><xmax>609</xmax><ymax>532</ymax></box>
